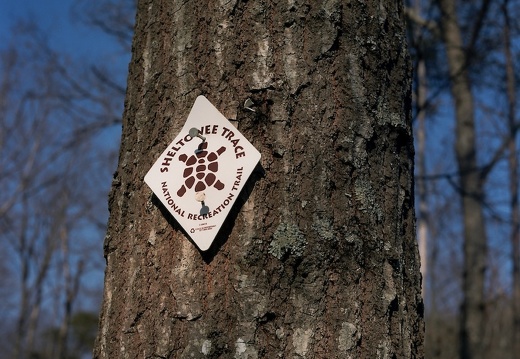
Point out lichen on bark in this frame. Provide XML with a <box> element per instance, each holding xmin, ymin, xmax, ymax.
<box><xmin>268</xmin><ymin>221</ymin><xmax>307</xmax><ymax>259</ymax></box>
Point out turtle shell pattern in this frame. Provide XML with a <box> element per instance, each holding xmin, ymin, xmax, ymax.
<box><xmin>176</xmin><ymin>142</ymin><xmax>226</xmax><ymax>197</ymax></box>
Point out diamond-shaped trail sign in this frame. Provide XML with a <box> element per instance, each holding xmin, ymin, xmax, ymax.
<box><xmin>144</xmin><ymin>95</ymin><xmax>261</xmax><ymax>251</ymax></box>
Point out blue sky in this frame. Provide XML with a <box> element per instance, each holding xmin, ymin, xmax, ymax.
<box><xmin>1</xmin><ymin>1</ymin><xmax>76</xmax><ymax>47</ymax></box>
<box><xmin>0</xmin><ymin>0</ymin><xmax>125</xmax><ymax>63</ymax></box>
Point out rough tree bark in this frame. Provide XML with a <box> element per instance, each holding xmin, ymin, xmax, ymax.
<box><xmin>94</xmin><ymin>0</ymin><xmax>423</xmax><ymax>358</ymax></box>
<box><xmin>438</xmin><ymin>1</ymin><xmax>487</xmax><ymax>358</ymax></box>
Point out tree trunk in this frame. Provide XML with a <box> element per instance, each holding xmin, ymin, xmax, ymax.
<box><xmin>412</xmin><ymin>0</ymin><xmax>429</xmax><ymax>302</ymax></box>
<box><xmin>94</xmin><ymin>1</ymin><xmax>423</xmax><ymax>358</ymax></box>
<box><xmin>438</xmin><ymin>1</ymin><xmax>488</xmax><ymax>358</ymax></box>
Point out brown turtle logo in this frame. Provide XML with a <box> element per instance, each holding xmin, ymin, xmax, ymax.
<box><xmin>176</xmin><ymin>142</ymin><xmax>226</xmax><ymax>197</ymax></box>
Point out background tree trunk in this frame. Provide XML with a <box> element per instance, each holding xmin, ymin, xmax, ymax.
<box><xmin>503</xmin><ymin>1</ymin><xmax>520</xmax><ymax>357</ymax></box>
<box><xmin>94</xmin><ymin>0</ymin><xmax>423</xmax><ymax>358</ymax></box>
<box><xmin>438</xmin><ymin>1</ymin><xmax>488</xmax><ymax>358</ymax></box>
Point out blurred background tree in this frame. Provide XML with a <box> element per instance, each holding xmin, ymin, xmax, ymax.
<box><xmin>0</xmin><ymin>1</ymin><xmax>135</xmax><ymax>358</ymax></box>
<box><xmin>407</xmin><ymin>0</ymin><xmax>520</xmax><ymax>358</ymax></box>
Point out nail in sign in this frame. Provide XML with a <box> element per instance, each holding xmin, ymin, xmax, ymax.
<box><xmin>144</xmin><ymin>96</ymin><xmax>261</xmax><ymax>251</ymax></box>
